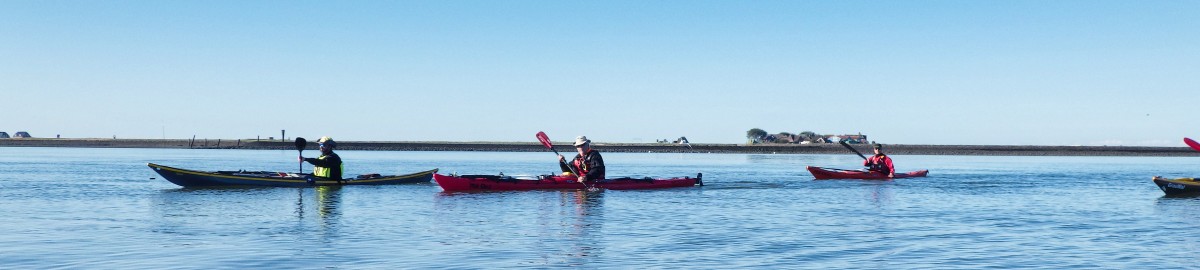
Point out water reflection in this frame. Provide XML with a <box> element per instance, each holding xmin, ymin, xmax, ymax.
<box><xmin>315</xmin><ymin>186</ymin><xmax>342</xmax><ymax>220</ymax></box>
<box><xmin>865</xmin><ymin>183</ymin><xmax>894</xmax><ymax>208</ymax></box>
<box><xmin>432</xmin><ymin>190</ymin><xmax>607</xmax><ymax>267</ymax></box>
<box><xmin>295</xmin><ymin>186</ymin><xmax>343</xmax><ymax>232</ymax></box>
<box><xmin>550</xmin><ymin>190</ymin><xmax>605</xmax><ymax>266</ymax></box>
<box><xmin>525</xmin><ymin>190</ymin><xmax>604</xmax><ymax>266</ymax></box>
<box><xmin>153</xmin><ymin>187</ymin><xmax>280</xmax><ymax>212</ymax></box>
<box><xmin>294</xmin><ymin>186</ymin><xmax>343</xmax><ymax>222</ymax></box>
<box><xmin>1154</xmin><ymin>195</ymin><xmax>1200</xmax><ymax>220</ymax></box>
<box><xmin>149</xmin><ymin>187</ymin><xmax>287</xmax><ymax>237</ymax></box>
<box><xmin>151</xmin><ymin>186</ymin><xmax>344</xmax><ymax>232</ymax></box>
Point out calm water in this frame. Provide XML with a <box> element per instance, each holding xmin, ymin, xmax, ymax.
<box><xmin>2</xmin><ymin>147</ymin><xmax>1199</xmax><ymax>269</ymax></box>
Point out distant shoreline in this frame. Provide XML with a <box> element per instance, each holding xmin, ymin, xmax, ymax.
<box><xmin>2</xmin><ymin>138</ymin><xmax>1197</xmax><ymax>157</ymax></box>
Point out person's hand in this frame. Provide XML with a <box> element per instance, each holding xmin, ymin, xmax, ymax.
<box><xmin>558</xmin><ymin>155</ymin><xmax>566</xmax><ymax>162</ymax></box>
<box><xmin>298</xmin><ymin>156</ymin><xmax>304</xmax><ymax>163</ymax></box>
<box><xmin>577</xmin><ymin>176</ymin><xmax>586</xmax><ymax>183</ymax></box>
<box><xmin>889</xmin><ymin>173</ymin><xmax>895</xmax><ymax>178</ymax></box>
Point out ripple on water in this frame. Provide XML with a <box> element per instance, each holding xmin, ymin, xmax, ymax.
<box><xmin>2</xmin><ymin>149</ymin><xmax>1200</xmax><ymax>268</ymax></box>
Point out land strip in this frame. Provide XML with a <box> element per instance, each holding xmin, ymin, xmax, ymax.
<box><xmin>3</xmin><ymin>138</ymin><xmax>1197</xmax><ymax>156</ymax></box>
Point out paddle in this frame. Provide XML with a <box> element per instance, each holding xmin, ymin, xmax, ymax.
<box><xmin>536</xmin><ymin>131</ymin><xmax>593</xmax><ymax>190</ymax></box>
<box><xmin>839</xmin><ymin>140</ymin><xmax>868</xmax><ymax>160</ymax></box>
<box><xmin>536</xmin><ymin>132</ymin><xmax>579</xmax><ymax>176</ymax></box>
<box><xmin>295</xmin><ymin>137</ymin><xmax>307</xmax><ymax>174</ymax></box>
<box><xmin>1186</xmin><ymin>137</ymin><xmax>1200</xmax><ymax>152</ymax></box>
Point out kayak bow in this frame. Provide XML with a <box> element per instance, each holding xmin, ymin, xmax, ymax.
<box><xmin>1153</xmin><ymin>176</ymin><xmax>1200</xmax><ymax>196</ymax></box>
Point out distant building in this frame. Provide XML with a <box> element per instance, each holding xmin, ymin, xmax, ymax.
<box><xmin>14</xmin><ymin>131</ymin><xmax>31</xmax><ymax>138</ymax></box>
<box><xmin>837</xmin><ymin>134</ymin><xmax>868</xmax><ymax>144</ymax></box>
<box><xmin>0</xmin><ymin>132</ymin><xmax>8</xmax><ymax>138</ymax></box>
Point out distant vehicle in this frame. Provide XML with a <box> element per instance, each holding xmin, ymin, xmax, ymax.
<box><xmin>0</xmin><ymin>132</ymin><xmax>8</xmax><ymax>138</ymax></box>
<box><xmin>14</xmin><ymin>131</ymin><xmax>31</xmax><ymax>138</ymax></box>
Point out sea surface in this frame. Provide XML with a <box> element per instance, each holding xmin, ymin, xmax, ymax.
<box><xmin>2</xmin><ymin>147</ymin><xmax>1199</xmax><ymax>269</ymax></box>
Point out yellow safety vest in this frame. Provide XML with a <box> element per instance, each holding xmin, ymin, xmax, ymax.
<box><xmin>312</xmin><ymin>155</ymin><xmax>344</xmax><ymax>179</ymax></box>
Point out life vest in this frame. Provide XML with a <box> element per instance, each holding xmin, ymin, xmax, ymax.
<box><xmin>572</xmin><ymin>150</ymin><xmax>602</xmax><ymax>176</ymax></box>
<box><xmin>572</xmin><ymin>150</ymin><xmax>595</xmax><ymax>175</ymax></box>
<box><xmin>867</xmin><ymin>154</ymin><xmax>891</xmax><ymax>173</ymax></box>
<box><xmin>313</xmin><ymin>154</ymin><xmax>344</xmax><ymax>179</ymax></box>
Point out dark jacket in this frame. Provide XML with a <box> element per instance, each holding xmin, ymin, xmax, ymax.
<box><xmin>560</xmin><ymin>150</ymin><xmax>605</xmax><ymax>182</ymax></box>
<box><xmin>305</xmin><ymin>152</ymin><xmax>343</xmax><ymax>180</ymax></box>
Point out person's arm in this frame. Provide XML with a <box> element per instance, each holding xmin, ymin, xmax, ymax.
<box><xmin>559</xmin><ymin>157</ymin><xmax>574</xmax><ymax>174</ymax></box>
<box><xmin>885</xmin><ymin>156</ymin><xmax>895</xmax><ymax>177</ymax></box>
<box><xmin>304</xmin><ymin>156</ymin><xmax>339</xmax><ymax>167</ymax></box>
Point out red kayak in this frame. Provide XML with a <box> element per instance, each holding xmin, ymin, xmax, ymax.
<box><xmin>434</xmin><ymin>173</ymin><xmax>702</xmax><ymax>192</ymax></box>
<box><xmin>807</xmin><ymin>166</ymin><xmax>929</xmax><ymax>180</ymax></box>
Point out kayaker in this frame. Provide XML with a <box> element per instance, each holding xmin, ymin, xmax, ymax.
<box><xmin>864</xmin><ymin>143</ymin><xmax>895</xmax><ymax>178</ymax></box>
<box><xmin>300</xmin><ymin>136</ymin><xmax>344</xmax><ymax>182</ymax></box>
<box><xmin>558</xmin><ymin>136</ymin><xmax>605</xmax><ymax>183</ymax></box>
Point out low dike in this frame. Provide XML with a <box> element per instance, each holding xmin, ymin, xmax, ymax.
<box><xmin>2</xmin><ymin>138</ymin><xmax>1197</xmax><ymax>156</ymax></box>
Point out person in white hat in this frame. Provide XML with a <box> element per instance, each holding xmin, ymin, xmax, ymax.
<box><xmin>558</xmin><ymin>135</ymin><xmax>605</xmax><ymax>183</ymax></box>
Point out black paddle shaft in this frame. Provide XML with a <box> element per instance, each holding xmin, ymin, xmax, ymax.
<box><xmin>840</xmin><ymin>141</ymin><xmax>868</xmax><ymax>160</ymax></box>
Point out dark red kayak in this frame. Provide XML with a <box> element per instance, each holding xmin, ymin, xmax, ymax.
<box><xmin>434</xmin><ymin>173</ymin><xmax>702</xmax><ymax>191</ymax></box>
<box><xmin>807</xmin><ymin>166</ymin><xmax>929</xmax><ymax>180</ymax></box>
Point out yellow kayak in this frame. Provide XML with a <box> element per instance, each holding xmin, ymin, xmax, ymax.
<box><xmin>1152</xmin><ymin>176</ymin><xmax>1200</xmax><ymax>195</ymax></box>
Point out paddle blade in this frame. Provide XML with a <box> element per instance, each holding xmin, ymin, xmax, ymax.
<box><xmin>1185</xmin><ymin>137</ymin><xmax>1200</xmax><ymax>152</ymax></box>
<box><xmin>295</xmin><ymin>137</ymin><xmax>307</xmax><ymax>151</ymax></box>
<box><xmin>535</xmin><ymin>131</ymin><xmax>554</xmax><ymax>149</ymax></box>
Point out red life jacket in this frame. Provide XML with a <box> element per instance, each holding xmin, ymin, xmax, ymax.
<box><xmin>866</xmin><ymin>154</ymin><xmax>893</xmax><ymax>174</ymax></box>
<box><xmin>573</xmin><ymin>149</ymin><xmax>597</xmax><ymax>175</ymax></box>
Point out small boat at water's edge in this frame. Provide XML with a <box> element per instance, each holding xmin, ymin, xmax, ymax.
<box><xmin>434</xmin><ymin>173</ymin><xmax>702</xmax><ymax>191</ymax></box>
<box><xmin>148</xmin><ymin>163</ymin><xmax>437</xmax><ymax>187</ymax></box>
<box><xmin>807</xmin><ymin>166</ymin><xmax>929</xmax><ymax>180</ymax></box>
<box><xmin>1152</xmin><ymin>176</ymin><xmax>1200</xmax><ymax>195</ymax></box>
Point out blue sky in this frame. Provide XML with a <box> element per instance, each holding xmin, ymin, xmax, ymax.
<box><xmin>3</xmin><ymin>1</ymin><xmax>1197</xmax><ymax>145</ymax></box>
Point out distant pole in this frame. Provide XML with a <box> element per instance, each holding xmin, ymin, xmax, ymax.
<box><xmin>162</xmin><ymin>126</ymin><xmax>165</xmax><ymax>139</ymax></box>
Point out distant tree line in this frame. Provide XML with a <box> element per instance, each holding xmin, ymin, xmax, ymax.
<box><xmin>746</xmin><ymin>128</ymin><xmax>869</xmax><ymax>144</ymax></box>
